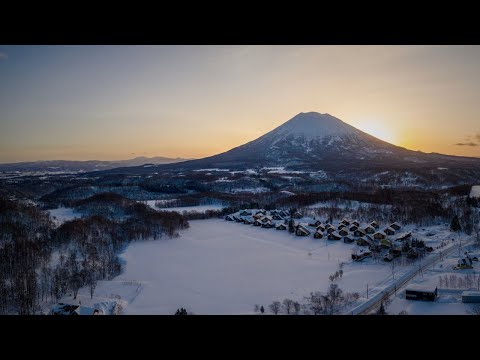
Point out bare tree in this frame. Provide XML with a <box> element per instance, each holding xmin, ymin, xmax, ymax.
<box><xmin>254</xmin><ymin>304</ymin><xmax>260</xmax><ymax>313</ymax></box>
<box><xmin>282</xmin><ymin>298</ymin><xmax>294</xmax><ymax>315</ymax></box>
<box><xmin>307</xmin><ymin>292</ymin><xmax>324</xmax><ymax>315</ymax></box>
<box><xmin>269</xmin><ymin>301</ymin><xmax>281</xmax><ymax>315</ymax></box>
<box><xmin>293</xmin><ymin>301</ymin><xmax>301</xmax><ymax>315</ymax></box>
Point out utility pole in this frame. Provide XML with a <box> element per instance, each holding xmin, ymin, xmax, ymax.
<box><xmin>367</xmin><ymin>283</ymin><xmax>369</xmax><ymax>299</ymax></box>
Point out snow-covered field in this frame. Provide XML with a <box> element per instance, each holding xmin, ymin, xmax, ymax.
<box><xmin>50</xmin><ymin>211</ymin><xmax>476</xmax><ymax>315</ymax></box>
<box><xmin>98</xmin><ymin>219</ymin><xmax>393</xmax><ymax>314</ymax></box>
<box><xmin>48</xmin><ymin>207</ymin><xmax>80</xmax><ymax>225</ymax></box>
<box><xmin>470</xmin><ymin>185</ymin><xmax>480</xmax><ymax>198</ymax></box>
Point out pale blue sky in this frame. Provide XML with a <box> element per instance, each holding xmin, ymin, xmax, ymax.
<box><xmin>1</xmin><ymin>45</ymin><xmax>480</xmax><ymax>162</ymax></box>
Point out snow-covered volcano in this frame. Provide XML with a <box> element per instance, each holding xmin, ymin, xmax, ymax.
<box><xmin>178</xmin><ymin>112</ymin><xmax>413</xmax><ymax>170</ymax></box>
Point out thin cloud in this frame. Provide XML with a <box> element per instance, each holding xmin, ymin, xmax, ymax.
<box><xmin>455</xmin><ymin>142</ymin><xmax>478</xmax><ymax>147</ymax></box>
<box><xmin>0</xmin><ymin>53</ymin><xmax>7</xmax><ymax>60</ymax></box>
<box><xmin>476</xmin><ymin>133</ymin><xmax>480</xmax><ymax>141</ymax></box>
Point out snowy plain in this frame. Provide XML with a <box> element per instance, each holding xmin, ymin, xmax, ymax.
<box><xmin>103</xmin><ymin>219</ymin><xmax>396</xmax><ymax>314</ymax></box>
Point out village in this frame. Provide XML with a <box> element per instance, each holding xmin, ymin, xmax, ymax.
<box><xmin>225</xmin><ymin>208</ymin><xmax>480</xmax><ymax>311</ymax></box>
<box><xmin>226</xmin><ymin>209</ymin><xmax>426</xmax><ymax>263</ymax></box>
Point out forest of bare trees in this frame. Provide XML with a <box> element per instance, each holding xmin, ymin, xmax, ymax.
<box><xmin>0</xmin><ymin>194</ymin><xmax>189</xmax><ymax>314</ymax></box>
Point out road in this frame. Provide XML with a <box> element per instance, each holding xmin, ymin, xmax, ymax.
<box><xmin>346</xmin><ymin>239</ymin><xmax>473</xmax><ymax>315</ymax></box>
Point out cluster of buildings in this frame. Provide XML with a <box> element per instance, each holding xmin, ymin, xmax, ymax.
<box><xmin>225</xmin><ymin>209</ymin><xmax>405</xmax><ymax>246</ymax></box>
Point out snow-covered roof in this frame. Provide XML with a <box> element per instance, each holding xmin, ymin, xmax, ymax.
<box><xmin>462</xmin><ymin>291</ymin><xmax>480</xmax><ymax>296</ymax></box>
<box><xmin>374</xmin><ymin>231</ymin><xmax>386</xmax><ymax>236</ymax></box>
<box><xmin>405</xmin><ymin>284</ymin><xmax>437</xmax><ymax>292</ymax></box>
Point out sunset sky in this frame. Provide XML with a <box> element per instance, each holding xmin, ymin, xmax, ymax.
<box><xmin>1</xmin><ymin>45</ymin><xmax>480</xmax><ymax>163</ymax></box>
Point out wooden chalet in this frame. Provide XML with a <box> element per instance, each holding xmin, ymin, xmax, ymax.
<box><xmin>384</xmin><ymin>227</ymin><xmax>395</xmax><ymax>235</ymax></box>
<box><xmin>340</xmin><ymin>219</ymin><xmax>350</xmax><ymax>226</ymax></box>
<box><xmin>343</xmin><ymin>235</ymin><xmax>354</xmax><ymax>243</ymax></box>
<box><xmin>339</xmin><ymin>229</ymin><xmax>348</xmax><ymax>236</ymax></box>
<box><xmin>352</xmin><ymin>221</ymin><xmax>360</xmax><ymax>227</ymax></box>
<box><xmin>338</xmin><ymin>224</ymin><xmax>346</xmax><ymax>231</ymax></box>
<box><xmin>354</xmin><ymin>229</ymin><xmax>366</xmax><ymax>237</ymax></box>
<box><xmin>316</xmin><ymin>224</ymin><xmax>325</xmax><ymax>232</ymax></box>
<box><xmin>390</xmin><ymin>222</ymin><xmax>401</xmax><ymax>231</ymax></box>
<box><xmin>364</xmin><ymin>226</ymin><xmax>375</xmax><ymax>234</ymax></box>
<box><xmin>326</xmin><ymin>227</ymin><xmax>335</xmax><ymax>234</ymax></box>
<box><xmin>276</xmin><ymin>223</ymin><xmax>287</xmax><ymax>230</ymax></box>
<box><xmin>272</xmin><ymin>214</ymin><xmax>284</xmax><ymax>220</ymax></box>
<box><xmin>328</xmin><ymin>232</ymin><xmax>342</xmax><ymax>241</ymax></box>
<box><xmin>349</xmin><ymin>225</ymin><xmax>358</xmax><ymax>232</ymax></box>
<box><xmin>356</xmin><ymin>237</ymin><xmax>370</xmax><ymax>246</ymax></box>
<box><xmin>225</xmin><ymin>215</ymin><xmax>234</xmax><ymax>221</ymax></box>
<box><xmin>253</xmin><ymin>220</ymin><xmax>262</xmax><ymax>226</ymax></box>
<box><xmin>240</xmin><ymin>210</ymin><xmax>252</xmax><ymax>216</ymax></box>
<box><xmin>373</xmin><ymin>231</ymin><xmax>387</xmax><ymax>240</ymax></box>
<box><xmin>295</xmin><ymin>225</ymin><xmax>310</xmax><ymax>237</ymax></box>
<box><xmin>292</xmin><ymin>211</ymin><xmax>303</xmax><ymax>219</ymax></box>
<box><xmin>395</xmin><ymin>232</ymin><xmax>412</xmax><ymax>241</ymax></box>
<box><xmin>309</xmin><ymin>220</ymin><xmax>322</xmax><ymax>227</ymax></box>
<box><xmin>262</xmin><ymin>221</ymin><xmax>275</xmax><ymax>229</ymax></box>
<box><xmin>370</xmin><ymin>221</ymin><xmax>379</xmax><ymax>229</ymax></box>
<box><xmin>314</xmin><ymin>230</ymin><xmax>324</xmax><ymax>239</ymax></box>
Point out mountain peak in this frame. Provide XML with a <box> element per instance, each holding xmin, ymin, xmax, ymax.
<box><xmin>267</xmin><ymin>111</ymin><xmax>357</xmax><ymax>140</ymax></box>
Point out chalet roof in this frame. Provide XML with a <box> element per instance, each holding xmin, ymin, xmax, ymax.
<box><xmin>315</xmin><ymin>230</ymin><xmax>324</xmax><ymax>235</ymax></box>
<box><xmin>374</xmin><ymin>231</ymin><xmax>387</xmax><ymax>236</ymax></box>
<box><xmin>296</xmin><ymin>226</ymin><xmax>310</xmax><ymax>235</ymax></box>
<box><xmin>405</xmin><ymin>284</ymin><xmax>437</xmax><ymax>292</ymax></box>
<box><xmin>385</xmin><ymin>227</ymin><xmax>395</xmax><ymax>232</ymax></box>
<box><xmin>51</xmin><ymin>303</ymin><xmax>99</xmax><ymax>315</ymax></box>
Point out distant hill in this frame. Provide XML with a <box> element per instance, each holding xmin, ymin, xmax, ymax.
<box><xmin>0</xmin><ymin>156</ymin><xmax>192</xmax><ymax>173</ymax></box>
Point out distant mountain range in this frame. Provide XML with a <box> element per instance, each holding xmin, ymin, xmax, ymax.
<box><xmin>0</xmin><ymin>156</ymin><xmax>192</xmax><ymax>173</ymax></box>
